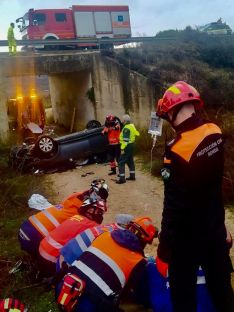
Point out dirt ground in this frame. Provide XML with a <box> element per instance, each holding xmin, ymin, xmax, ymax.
<box><xmin>47</xmin><ymin>160</ymin><xmax>234</xmax><ymax>283</ymax></box>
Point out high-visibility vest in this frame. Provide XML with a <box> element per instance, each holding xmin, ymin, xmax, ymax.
<box><xmin>72</xmin><ymin>232</ymin><xmax>143</xmax><ymax>296</ymax></box>
<box><xmin>39</xmin><ymin>215</ymin><xmax>97</xmax><ymax>263</ymax></box>
<box><xmin>59</xmin><ymin>223</ymin><xmax>119</xmax><ymax>268</ymax></box>
<box><xmin>120</xmin><ymin>123</ymin><xmax>140</xmax><ymax>150</ymax></box>
<box><xmin>29</xmin><ymin>192</ymin><xmax>84</xmax><ymax>238</ymax></box>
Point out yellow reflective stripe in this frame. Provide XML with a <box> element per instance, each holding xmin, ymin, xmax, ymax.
<box><xmin>30</xmin><ymin>215</ymin><xmax>49</xmax><ymax>237</ymax></box>
<box><xmin>47</xmin><ymin>235</ymin><xmax>63</xmax><ymax>249</ymax></box>
<box><xmin>167</xmin><ymin>86</ymin><xmax>181</xmax><ymax>94</ymax></box>
<box><xmin>73</xmin><ymin>260</ymin><xmax>114</xmax><ymax>296</ymax></box>
<box><xmin>88</xmin><ymin>246</ymin><xmax>126</xmax><ymax>287</ymax></box>
<box><xmin>4</xmin><ymin>298</ymin><xmax>9</xmax><ymax>309</ymax></box>
<box><xmin>60</xmin><ymin>293</ymin><xmax>68</xmax><ymax>305</ymax></box>
<box><xmin>43</xmin><ymin>210</ymin><xmax>60</xmax><ymax>227</ymax></box>
<box><xmin>197</xmin><ymin>275</ymin><xmax>206</xmax><ymax>285</ymax></box>
<box><xmin>39</xmin><ymin>246</ymin><xmax>57</xmax><ymax>263</ymax></box>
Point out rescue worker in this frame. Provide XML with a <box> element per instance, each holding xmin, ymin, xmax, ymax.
<box><xmin>156</xmin><ymin>81</ymin><xmax>234</xmax><ymax>311</ymax></box>
<box><xmin>56</xmin><ymin>214</ymin><xmax>134</xmax><ymax>272</ymax></box>
<box><xmin>18</xmin><ymin>179</ymin><xmax>108</xmax><ymax>257</ymax></box>
<box><xmin>7</xmin><ymin>22</ymin><xmax>17</xmax><ymax>55</ymax></box>
<box><xmin>56</xmin><ymin>216</ymin><xmax>158</xmax><ymax>312</ymax></box>
<box><xmin>38</xmin><ymin>198</ymin><xmax>107</xmax><ymax>276</ymax></box>
<box><xmin>116</xmin><ymin>114</ymin><xmax>140</xmax><ymax>184</ymax></box>
<box><xmin>102</xmin><ymin>114</ymin><xmax>121</xmax><ymax>175</ymax></box>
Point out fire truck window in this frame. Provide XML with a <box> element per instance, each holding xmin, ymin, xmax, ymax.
<box><xmin>32</xmin><ymin>13</ymin><xmax>46</xmax><ymax>26</ymax></box>
<box><xmin>55</xmin><ymin>13</ymin><xmax>67</xmax><ymax>22</ymax></box>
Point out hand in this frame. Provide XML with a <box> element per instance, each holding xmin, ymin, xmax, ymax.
<box><xmin>121</xmin><ymin>149</ymin><xmax>125</xmax><ymax>155</ymax></box>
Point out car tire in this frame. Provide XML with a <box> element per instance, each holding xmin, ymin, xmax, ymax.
<box><xmin>86</xmin><ymin>120</ymin><xmax>101</xmax><ymax>130</ymax></box>
<box><xmin>35</xmin><ymin>135</ymin><xmax>58</xmax><ymax>155</ymax></box>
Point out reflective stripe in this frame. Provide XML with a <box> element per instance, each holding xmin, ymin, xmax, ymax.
<box><xmin>84</xmin><ymin>228</ymin><xmax>95</xmax><ymax>242</ymax></box>
<box><xmin>119</xmin><ymin>174</ymin><xmax>125</xmax><ymax>177</ymax></box>
<box><xmin>88</xmin><ymin>246</ymin><xmax>126</xmax><ymax>287</ymax></box>
<box><xmin>167</xmin><ymin>85</ymin><xmax>181</xmax><ymax>95</ymax></box>
<box><xmin>19</xmin><ymin>229</ymin><xmax>30</xmax><ymax>241</ymax></box>
<box><xmin>4</xmin><ymin>298</ymin><xmax>9</xmax><ymax>309</ymax></box>
<box><xmin>60</xmin><ymin>293</ymin><xmax>68</xmax><ymax>305</ymax></box>
<box><xmin>197</xmin><ymin>275</ymin><xmax>206</xmax><ymax>285</ymax></box>
<box><xmin>73</xmin><ymin>260</ymin><xmax>114</xmax><ymax>296</ymax></box>
<box><xmin>47</xmin><ymin>235</ymin><xmax>63</xmax><ymax>249</ymax></box>
<box><xmin>129</xmin><ymin>171</ymin><xmax>135</xmax><ymax>173</ymax></box>
<box><xmin>30</xmin><ymin>215</ymin><xmax>49</xmax><ymax>237</ymax></box>
<box><xmin>123</xmin><ymin>138</ymin><xmax>130</xmax><ymax>142</ymax></box>
<box><xmin>76</xmin><ymin>234</ymin><xmax>89</xmax><ymax>252</ymax></box>
<box><xmin>39</xmin><ymin>246</ymin><xmax>57</xmax><ymax>263</ymax></box>
<box><xmin>43</xmin><ymin>210</ymin><xmax>60</xmax><ymax>227</ymax></box>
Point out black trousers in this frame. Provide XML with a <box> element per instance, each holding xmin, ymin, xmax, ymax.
<box><xmin>168</xmin><ymin>238</ymin><xmax>234</xmax><ymax>312</ymax></box>
<box><xmin>107</xmin><ymin>144</ymin><xmax>121</xmax><ymax>169</ymax></box>
<box><xmin>118</xmin><ymin>143</ymin><xmax>135</xmax><ymax>179</ymax></box>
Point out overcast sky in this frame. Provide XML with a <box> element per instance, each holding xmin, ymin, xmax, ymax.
<box><xmin>1</xmin><ymin>0</ymin><xmax>234</xmax><ymax>39</ymax></box>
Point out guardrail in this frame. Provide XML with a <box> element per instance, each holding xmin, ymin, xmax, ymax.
<box><xmin>0</xmin><ymin>36</ymin><xmax>176</xmax><ymax>47</ymax></box>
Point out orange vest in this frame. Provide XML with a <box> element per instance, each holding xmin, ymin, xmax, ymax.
<box><xmin>73</xmin><ymin>232</ymin><xmax>143</xmax><ymax>296</ymax></box>
<box><xmin>39</xmin><ymin>215</ymin><xmax>97</xmax><ymax>263</ymax></box>
<box><xmin>29</xmin><ymin>192</ymin><xmax>84</xmax><ymax>238</ymax></box>
<box><xmin>103</xmin><ymin>126</ymin><xmax>120</xmax><ymax>145</ymax></box>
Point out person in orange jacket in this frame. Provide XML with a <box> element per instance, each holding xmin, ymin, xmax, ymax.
<box><xmin>18</xmin><ymin>179</ymin><xmax>108</xmax><ymax>257</ymax></box>
<box><xmin>56</xmin><ymin>216</ymin><xmax>158</xmax><ymax>312</ymax></box>
<box><xmin>38</xmin><ymin>198</ymin><xmax>108</xmax><ymax>276</ymax></box>
<box><xmin>102</xmin><ymin>114</ymin><xmax>121</xmax><ymax>175</ymax></box>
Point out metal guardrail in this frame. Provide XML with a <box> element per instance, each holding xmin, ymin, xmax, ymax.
<box><xmin>0</xmin><ymin>36</ymin><xmax>176</xmax><ymax>47</ymax></box>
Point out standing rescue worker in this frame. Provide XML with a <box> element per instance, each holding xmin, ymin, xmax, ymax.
<box><xmin>116</xmin><ymin>114</ymin><xmax>139</xmax><ymax>184</ymax></box>
<box><xmin>18</xmin><ymin>179</ymin><xmax>108</xmax><ymax>257</ymax></box>
<box><xmin>38</xmin><ymin>198</ymin><xmax>107</xmax><ymax>276</ymax></box>
<box><xmin>156</xmin><ymin>81</ymin><xmax>234</xmax><ymax>311</ymax></box>
<box><xmin>7</xmin><ymin>22</ymin><xmax>17</xmax><ymax>55</ymax></box>
<box><xmin>56</xmin><ymin>216</ymin><xmax>158</xmax><ymax>312</ymax></box>
<box><xmin>102</xmin><ymin>114</ymin><xmax>121</xmax><ymax>175</ymax></box>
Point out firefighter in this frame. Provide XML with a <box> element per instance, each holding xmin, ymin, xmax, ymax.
<box><xmin>116</xmin><ymin>114</ymin><xmax>140</xmax><ymax>184</ymax></box>
<box><xmin>56</xmin><ymin>216</ymin><xmax>158</xmax><ymax>312</ymax></box>
<box><xmin>7</xmin><ymin>22</ymin><xmax>17</xmax><ymax>55</ymax></box>
<box><xmin>18</xmin><ymin>179</ymin><xmax>108</xmax><ymax>257</ymax></box>
<box><xmin>102</xmin><ymin>114</ymin><xmax>121</xmax><ymax>175</ymax></box>
<box><xmin>156</xmin><ymin>81</ymin><xmax>234</xmax><ymax>311</ymax></box>
<box><xmin>38</xmin><ymin>198</ymin><xmax>108</xmax><ymax>276</ymax></box>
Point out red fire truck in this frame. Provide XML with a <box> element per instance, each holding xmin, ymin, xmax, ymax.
<box><xmin>16</xmin><ymin>5</ymin><xmax>131</xmax><ymax>48</ymax></box>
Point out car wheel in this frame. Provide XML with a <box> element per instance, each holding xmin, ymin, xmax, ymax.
<box><xmin>86</xmin><ymin>120</ymin><xmax>101</xmax><ymax>130</ymax></box>
<box><xmin>36</xmin><ymin>135</ymin><xmax>58</xmax><ymax>154</ymax></box>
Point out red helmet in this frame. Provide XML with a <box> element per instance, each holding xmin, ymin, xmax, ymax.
<box><xmin>156</xmin><ymin>81</ymin><xmax>203</xmax><ymax>119</ymax></box>
<box><xmin>106</xmin><ymin>114</ymin><xmax>114</xmax><ymax>122</ymax></box>
<box><xmin>127</xmin><ymin>216</ymin><xmax>158</xmax><ymax>243</ymax></box>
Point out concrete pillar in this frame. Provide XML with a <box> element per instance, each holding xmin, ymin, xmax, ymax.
<box><xmin>0</xmin><ymin>64</ymin><xmax>9</xmax><ymax>141</ymax></box>
<box><xmin>48</xmin><ymin>71</ymin><xmax>95</xmax><ymax>130</ymax></box>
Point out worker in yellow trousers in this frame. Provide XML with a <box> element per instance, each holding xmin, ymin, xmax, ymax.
<box><xmin>7</xmin><ymin>23</ymin><xmax>17</xmax><ymax>55</ymax></box>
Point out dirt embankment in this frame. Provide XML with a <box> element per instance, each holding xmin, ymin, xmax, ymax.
<box><xmin>47</xmin><ymin>161</ymin><xmax>234</xmax><ymax>278</ymax></box>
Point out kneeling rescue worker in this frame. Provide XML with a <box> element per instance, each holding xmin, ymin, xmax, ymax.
<box><xmin>18</xmin><ymin>179</ymin><xmax>108</xmax><ymax>257</ymax></box>
<box><xmin>56</xmin><ymin>216</ymin><xmax>158</xmax><ymax>312</ymax></box>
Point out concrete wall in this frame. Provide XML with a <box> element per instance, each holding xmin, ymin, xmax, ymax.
<box><xmin>92</xmin><ymin>55</ymin><xmax>155</xmax><ymax>128</ymax></box>
<box><xmin>48</xmin><ymin>71</ymin><xmax>95</xmax><ymax>130</ymax></box>
<box><xmin>0</xmin><ymin>65</ymin><xmax>9</xmax><ymax>141</ymax></box>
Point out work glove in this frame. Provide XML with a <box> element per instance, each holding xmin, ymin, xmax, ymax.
<box><xmin>120</xmin><ymin>149</ymin><xmax>125</xmax><ymax>155</ymax></box>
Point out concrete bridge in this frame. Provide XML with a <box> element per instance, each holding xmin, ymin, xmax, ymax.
<box><xmin>0</xmin><ymin>51</ymin><xmax>155</xmax><ymax>141</ymax></box>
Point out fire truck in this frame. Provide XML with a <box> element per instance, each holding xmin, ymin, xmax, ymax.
<box><xmin>16</xmin><ymin>5</ymin><xmax>131</xmax><ymax>49</ymax></box>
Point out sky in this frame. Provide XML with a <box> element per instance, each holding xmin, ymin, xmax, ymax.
<box><xmin>1</xmin><ymin>0</ymin><xmax>234</xmax><ymax>39</ymax></box>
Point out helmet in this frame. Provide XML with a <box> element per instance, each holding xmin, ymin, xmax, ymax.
<box><xmin>79</xmin><ymin>198</ymin><xmax>107</xmax><ymax>224</ymax></box>
<box><xmin>156</xmin><ymin>81</ymin><xmax>203</xmax><ymax>119</ymax></box>
<box><xmin>106</xmin><ymin>114</ymin><xmax>114</xmax><ymax>122</ymax></box>
<box><xmin>127</xmin><ymin>216</ymin><xmax>158</xmax><ymax>243</ymax></box>
<box><xmin>90</xmin><ymin>178</ymin><xmax>109</xmax><ymax>200</ymax></box>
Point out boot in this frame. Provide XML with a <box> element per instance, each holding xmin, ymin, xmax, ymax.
<box><xmin>126</xmin><ymin>173</ymin><xmax>135</xmax><ymax>181</ymax></box>
<box><xmin>108</xmin><ymin>168</ymin><xmax>116</xmax><ymax>176</ymax></box>
<box><xmin>116</xmin><ymin>177</ymin><xmax>126</xmax><ymax>184</ymax></box>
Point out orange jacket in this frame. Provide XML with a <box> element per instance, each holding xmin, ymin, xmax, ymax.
<box><xmin>29</xmin><ymin>192</ymin><xmax>85</xmax><ymax>238</ymax></box>
<box><xmin>39</xmin><ymin>214</ymin><xmax>97</xmax><ymax>263</ymax></box>
<box><xmin>72</xmin><ymin>231</ymin><xmax>144</xmax><ymax>296</ymax></box>
<box><xmin>103</xmin><ymin>125</ymin><xmax>120</xmax><ymax>145</ymax></box>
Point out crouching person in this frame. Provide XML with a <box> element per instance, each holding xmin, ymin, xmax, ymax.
<box><xmin>18</xmin><ymin>179</ymin><xmax>108</xmax><ymax>257</ymax></box>
<box><xmin>38</xmin><ymin>198</ymin><xmax>108</xmax><ymax>277</ymax></box>
<box><xmin>56</xmin><ymin>216</ymin><xmax>158</xmax><ymax>312</ymax></box>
